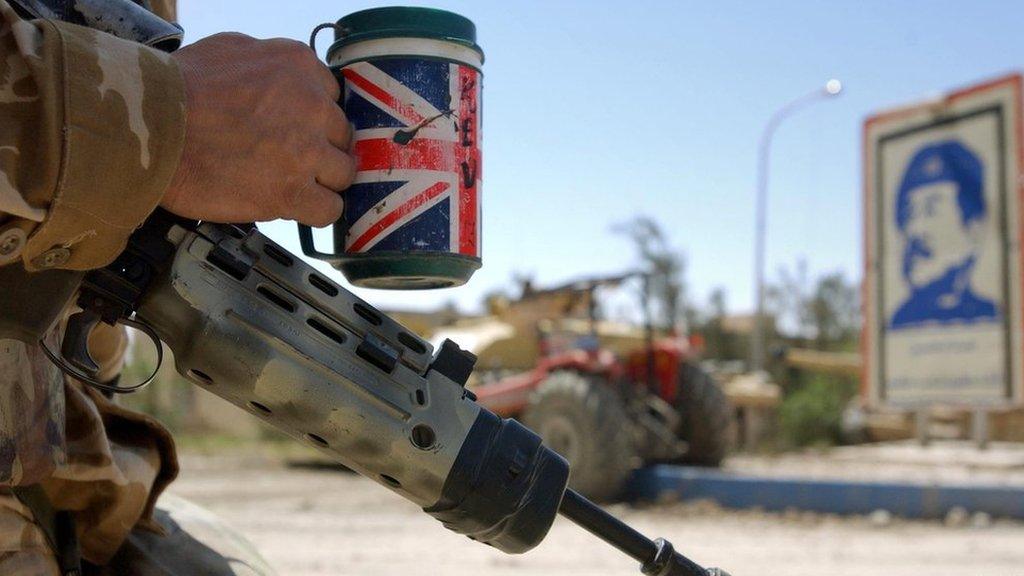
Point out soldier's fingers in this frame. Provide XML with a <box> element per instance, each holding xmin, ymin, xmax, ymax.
<box><xmin>287</xmin><ymin>180</ymin><xmax>344</xmax><ymax>227</ymax></box>
<box><xmin>325</xmin><ymin>110</ymin><xmax>353</xmax><ymax>151</ymax></box>
<box><xmin>313</xmin><ymin>60</ymin><xmax>341</xmax><ymax>101</ymax></box>
<box><xmin>316</xmin><ymin>146</ymin><xmax>357</xmax><ymax>192</ymax></box>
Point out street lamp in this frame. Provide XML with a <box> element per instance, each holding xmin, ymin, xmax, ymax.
<box><xmin>750</xmin><ymin>79</ymin><xmax>843</xmax><ymax>373</ymax></box>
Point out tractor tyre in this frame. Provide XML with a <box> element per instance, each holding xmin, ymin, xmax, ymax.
<box><xmin>675</xmin><ymin>362</ymin><xmax>733</xmax><ymax>466</ymax></box>
<box><xmin>522</xmin><ymin>371</ymin><xmax>637</xmax><ymax>502</ymax></box>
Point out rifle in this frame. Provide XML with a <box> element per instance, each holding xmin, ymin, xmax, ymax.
<box><xmin>42</xmin><ymin>212</ymin><xmax>729</xmax><ymax>576</ymax></box>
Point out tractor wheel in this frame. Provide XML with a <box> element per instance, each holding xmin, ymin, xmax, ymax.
<box><xmin>522</xmin><ymin>371</ymin><xmax>637</xmax><ymax>502</ymax></box>
<box><xmin>675</xmin><ymin>362</ymin><xmax>733</xmax><ymax>466</ymax></box>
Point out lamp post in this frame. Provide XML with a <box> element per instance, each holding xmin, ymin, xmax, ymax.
<box><xmin>750</xmin><ymin>79</ymin><xmax>843</xmax><ymax>372</ymax></box>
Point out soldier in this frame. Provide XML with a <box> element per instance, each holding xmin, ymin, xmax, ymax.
<box><xmin>0</xmin><ymin>1</ymin><xmax>355</xmax><ymax>573</ymax></box>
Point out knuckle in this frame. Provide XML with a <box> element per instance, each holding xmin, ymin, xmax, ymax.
<box><xmin>339</xmin><ymin>153</ymin><xmax>357</xmax><ymax>183</ymax></box>
<box><xmin>284</xmin><ymin>38</ymin><xmax>310</xmax><ymax>53</ymax></box>
<box><xmin>319</xmin><ymin>97</ymin><xmax>343</xmax><ymax>121</ymax></box>
<box><xmin>209</xmin><ymin>32</ymin><xmax>254</xmax><ymax>49</ymax></box>
<box><xmin>345</xmin><ymin>157</ymin><xmax>358</xmax><ymax>184</ymax></box>
<box><xmin>268</xmin><ymin>37</ymin><xmax>301</xmax><ymax>50</ymax></box>
<box><xmin>265</xmin><ymin>38</ymin><xmax>306</xmax><ymax>63</ymax></box>
<box><xmin>296</xmin><ymin>155</ymin><xmax>317</xmax><ymax>177</ymax></box>
<box><xmin>337</xmin><ymin>172</ymin><xmax>356</xmax><ymax>192</ymax></box>
<box><xmin>281</xmin><ymin>38</ymin><xmax>315</xmax><ymax>61</ymax></box>
<box><xmin>285</xmin><ymin>82</ymin><xmax>317</xmax><ymax>106</ymax></box>
<box><xmin>325</xmin><ymin>77</ymin><xmax>342</xmax><ymax>101</ymax></box>
<box><xmin>307</xmin><ymin>53</ymin><xmax>329</xmax><ymax>73</ymax></box>
<box><xmin>293</xmin><ymin>51</ymin><xmax>333</xmax><ymax>84</ymax></box>
<box><xmin>299</xmin><ymin>87</ymin><xmax>325</xmax><ymax>108</ymax></box>
<box><xmin>296</xmin><ymin>101</ymin><xmax>328</xmax><ymax>130</ymax></box>
<box><xmin>279</xmin><ymin>177</ymin><xmax>308</xmax><ymax>213</ymax></box>
<box><xmin>319</xmin><ymin>157</ymin><xmax>355</xmax><ymax>192</ymax></box>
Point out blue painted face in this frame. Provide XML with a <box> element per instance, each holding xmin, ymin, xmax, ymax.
<box><xmin>890</xmin><ymin>140</ymin><xmax>998</xmax><ymax>328</ymax></box>
<box><xmin>902</xmin><ymin>181</ymin><xmax>977</xmax><ymax>289</ymax></box>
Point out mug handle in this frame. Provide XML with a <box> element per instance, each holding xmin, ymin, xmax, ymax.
<box><xmin>297</xmin><ymin>224</ymin><xmax>337</xmax><ymax>260</ymax></box>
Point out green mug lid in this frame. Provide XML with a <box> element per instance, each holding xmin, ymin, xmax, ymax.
<box><xmin>328</xmin><ymin>7</ymin><xmax>483</xmax><ymax>62</ymax></box>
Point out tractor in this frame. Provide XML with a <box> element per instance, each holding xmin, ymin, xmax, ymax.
<box><xmin>461</xmin><ymin>272</ymin><xmax>733</xmax><ymax>501</ymax></box>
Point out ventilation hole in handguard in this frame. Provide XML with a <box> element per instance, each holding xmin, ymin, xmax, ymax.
<box><xmin>257</xmin><ymin>285</ymin><xmax>296</xmax><ymax>313</ymax></box>
<box><xmin>353</xmin><ymin>303</ymin><xmax>383</xmax><ymax>326</ymax></box>
<box><xmin>398</xmin><ymin>332</ymin><xmax>427</xmax><ymax>354</ymax></box>
<box><xmin>307</xmin><ymin>317</ymin><xmax>346</xmax><ymax>344</ymax></box>
<box><xmin>188</xmin><ymin>369</ymin><xmax>213</xmax><ymax>384</ymax></box>
<box><xmin>262</xmin><ymin>243</ymin><xmax>294</xmax><ymax>267</ymax></box>
<box><xmin>380</xmin><ymin>474</ymin><xmax>401</xmax><ymax>488</ymax></box>
<box><xmin>249</xmin><ymin>401</ymin><xmax>272</xmax><ymax>415</ymax></box>
<box><xmin>309</xmin><ymin>273</ymin><xmax>339</xmax><ymax>297</ymax></box>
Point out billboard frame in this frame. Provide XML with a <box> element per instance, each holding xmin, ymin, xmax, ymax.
<box><xmin>862</xmin><ymin>73</ymin><xmax>1024</xmax><ymax>409</ymax></box>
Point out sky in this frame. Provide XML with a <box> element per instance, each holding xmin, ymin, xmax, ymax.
<box><xmin>177</xmin><ymin>0</ymin><xmax>1023</xmax><ymax>315</ymax></box>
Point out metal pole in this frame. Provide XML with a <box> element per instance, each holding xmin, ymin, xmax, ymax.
<box><xmin>643</xmin><ymin>274</ymin><xmax>656</xmax><ymax>394</ymax></box>
<box><xmin>972</xmin><ymin>408</ymin><xmax>989</xmax><ymax>450</ymax></box>
<box><xmin>915</xmin><ymin>409</ymin><xmax>930</xmax><ymax>447</ymax></box>
<box><xmin>750</xmin><ymin>80</ymin><xmax>843</xmax><ymax>372</ymax></box>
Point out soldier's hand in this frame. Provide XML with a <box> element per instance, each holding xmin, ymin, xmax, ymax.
<box><xmin>161</xmin><ymin>33</ymin><xmax>354</xmax><ymax>227</ymax></box>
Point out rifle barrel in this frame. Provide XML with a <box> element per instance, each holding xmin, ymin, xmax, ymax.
<box><xmin>558</xmin><ymin>489</ymin><xmax>714</xmax><ymax>576</ymax></box>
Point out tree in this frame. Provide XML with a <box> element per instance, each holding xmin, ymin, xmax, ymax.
<box><xmin>708</xmin><ymin>287</ymin><xmax>727</xmax><ymax>320</ymax></box>
<box><xmin>766</xmin><ymin>259</ymin><xmax>811</xmax><ymax>340</ymax></box>
<box><xmin>767</xmin><ymin>259</ymin><xmax>859</xmax><ymax>351</ymax></box>
<box><xmin>698</xmin><ymin>287</ymin><xmax>743</xmax><ymax>360</ymax></box>
<box><xmin>612</xmin><ymin>216</ymin><xmax>690</xmax><ymax>331</ymax></box>
<box><xmin>807</xmin><ymin>272</ymin><xmax>859</xmax><ymax>350</ymax></box>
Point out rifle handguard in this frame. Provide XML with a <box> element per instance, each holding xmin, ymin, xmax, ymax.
<box><xmin>131</xmin><ymin>221</ymin><xmax>568</xmax><ymax>552</ymax></box>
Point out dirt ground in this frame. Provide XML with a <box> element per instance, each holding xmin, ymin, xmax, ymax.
<box><xmin>168</xmin><ymin>445</ymin><xmax>1024</xmax><ymax>576</ymax></box>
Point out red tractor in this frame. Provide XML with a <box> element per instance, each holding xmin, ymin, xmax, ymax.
<box><xmin>471</xmin><ymin>272</ymin><xmax>733</xmax><ymax>501</ymax></box>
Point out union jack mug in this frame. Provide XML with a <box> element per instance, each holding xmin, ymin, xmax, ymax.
<box><xmin>300</xmin><ymin>7</ymin><xmax>483</xmax><ymax>290</ymax></box>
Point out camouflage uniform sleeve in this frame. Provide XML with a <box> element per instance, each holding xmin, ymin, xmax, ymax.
<box><xmin>1</xmin><ymin>0</ymin><xmax>183</xmax><ymax>487</ymax></box>
<box><xmin>0</xmin><ymin>0</ymin><xmax>185</xmax><ymax>272</ymax></box>
<box><xmin>149</xmin><ymin>0</ymin><xmax>177</xmax><ymax>22</ymax></box>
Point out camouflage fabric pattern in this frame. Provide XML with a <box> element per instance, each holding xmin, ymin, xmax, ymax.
<box><xmin>0</xmin><ymin>0</ymin><xmax>189</xmax><ymax>569</ymax></box>
<box><xmin>2</xmin><ymin>322</ymin><xmax>181</xmax><ymax>566</ymax></box>
<box><xmin>0</xmin><ymin>488</ymin><xmax>61</xmax><ymax>574</ymax></box>
<box><xmin>42</xmin><ymin>380</ymin><xmax>179</xmax><ymax>565</ymax></box>
<box><xmin>0</xmin><ymin>335</ymin><xmax>64</xmax><ymax>489</ymax></box>
<box><xmin>0</xmin><ymin>1</ymin><xmax>186</xmax><ymax>272</ymax></box>
<box><xmin>0</xmin><ymin>0</ymin><xmax>184</xmax><ymax>486</ymax></box>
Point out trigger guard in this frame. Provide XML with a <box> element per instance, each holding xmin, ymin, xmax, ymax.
<box><xmin>40</xmin><ymin>316</ymin><xmax>163</xmax><ymax>394</ymax></box>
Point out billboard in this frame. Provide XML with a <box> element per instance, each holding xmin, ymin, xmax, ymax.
<box><xmin>864</xmin><ymin>74</ymin><xmax>1024</xmax><ymax>407</ymax></box>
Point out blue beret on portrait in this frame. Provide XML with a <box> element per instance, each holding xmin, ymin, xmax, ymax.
<box><xmin>896</xmin><ymin>140</ymin><xmax>985</xmax><ymax>231</ymax></box>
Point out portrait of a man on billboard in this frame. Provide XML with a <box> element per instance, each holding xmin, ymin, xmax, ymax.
<box><xmin>890</xmin><ymin>140</ymin><xmax>999</xmax><ymax>329</ymax></box>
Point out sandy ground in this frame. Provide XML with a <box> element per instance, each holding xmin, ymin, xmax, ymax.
<box><xmin>168</xmin><ymin>446</ymin><xmax>1024</xmax><ymax>576</ymax></box>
